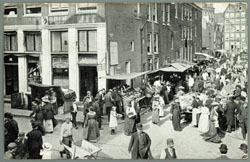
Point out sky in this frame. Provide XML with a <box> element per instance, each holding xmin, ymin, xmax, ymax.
<box><xmin>196</xmin><ymin>2</ymin><xmax>239</xmax><ymax>13</ymax></box>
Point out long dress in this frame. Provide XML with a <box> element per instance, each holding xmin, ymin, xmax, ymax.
<box><xmin>158</xmin><ymin>96</ymin><xmax>165</xmax><ymax>117</ymax></box>
<box><xmin>43</xmin><ymin>103</ymin><xmax>54</xmax><ymax>133</ymax></box>
<box><xmin>198</xmin><ymin>106</ymin><xmax>210</xmax><ymax>133</ymax></box>
<box><xmin>84</xmin><ymin>112</ymin><xmax>100</xmax><ymax>141</ymax></box>
<box><xmin>192</xmin><ymin>108</ymin><xmax>201</xmax><ymax>126</ymax></box>
<box><xmin>202</xmin><ymin>108</ymin><xmax>224</xmax><ymax>143</ymax></box>
<box><xmin>170</xmin><ymin>103</ymin><xmax>182</xmax><ymax>131</ymax></box>
<box><xmin>109</xmin><ymin>110</ymin><xmax>119</xmax><ymax>129</ymax></box>
<box><xmin>152</xmin><ymin>101</ymin><xmax>160</xmax><ymax>124</ymax></box>
<box><xmin>124</xmin><ymin>105</ymin><xmax>137</xmax><ymax>136</ymax></box>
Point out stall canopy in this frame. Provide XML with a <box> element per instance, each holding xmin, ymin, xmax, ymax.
<box><xmin>101</xmin><ymin>71</ymin><xmax>149</xmax><ymax>80</ymax></box>
<box><xmin>148</xmin><ymin>62</ymin><xmax>194</xmax><ymax>74</ymax></box>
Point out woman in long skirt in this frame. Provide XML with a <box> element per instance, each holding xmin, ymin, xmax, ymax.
<box><xmin>198</xmin><ymin>106</ymin><xmax>210</xmax><ymax>134</ymax></box>
<box><xmin>170</xmin><ymin>99</ymin><xmax>182</xmax><ymax>131</ymax></box>
<box><xmin>42</xmin><ymin>98</ymin><xmax>54</xmax><ymax>133</ymax></box>
<box><xmin>202</xmin><ymin>104</ymin><xmax>224</xmax><ymax>143</ymax></box>
<box><xmin>84</xmin><ymin>107</ymin><xmax>100</xmax><ymax>142</ymax></box>
<box><xmin>109</xmin><ymin>106</ymin><xmax>122</xmax><ymax>134</ymax></box>
<box><xmin>152</xmin><ymin>98</ymin><xmax>160</xmax><ymax>125</ymax></box>
<box><xmin>124</xmin><ymin>101</ymin><xmax>137</xmax><ymax>136</ymax></box>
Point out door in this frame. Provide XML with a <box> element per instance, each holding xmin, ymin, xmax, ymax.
<box><xmin>5</xmin><ymin>65</ymin><xmax>19</xmax><ymax>95</ymax></box>
<box><xmin>79</xmin><ymin>66</ymin><xmax>97</xmax><ymax>100</ymax></box>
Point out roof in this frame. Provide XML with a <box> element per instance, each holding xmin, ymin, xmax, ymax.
<box><xmin>101</xmin><ymin>71</ymin><xmax>149</xmax><ymax>80</ymax></box>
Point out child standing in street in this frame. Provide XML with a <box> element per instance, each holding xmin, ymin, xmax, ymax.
<box><xmin>109</xmin><ymin>106</ymin><xmax>122</xmax><ymax>135</ymax></box>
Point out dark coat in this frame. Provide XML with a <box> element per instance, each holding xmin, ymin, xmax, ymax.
<box><xmin>170</xmin><ymin>103</ymin><xmax>182</xmax><ymax>131</ymax></box>
<box><xmin>224</xmin><ymin>101</ymin><xmax>239</xmax><ymax>126</ymax></box>
<box><xmin>26</xmin><ymin>129</ymin><xmax>43</xmax><ymax>158</ymax></box>
<box><xmin>15</xmin><ymin>138</ymin><xmax>28</xmax><ymax>159</ymax></box>
<box><xmin>165</xmin><ymin>148</ymin><xmax>177</xmax><ymax>159</ymax></box>
<box><xmin>191</xmin><ymin>99</ymin><xmax>199</xmax><ymax>108</ymax></box>
<box><xmin>43</xmin><ymin>103</ymin><xmax>54</xmax><ymax>120</ymax></box>
<box><xmin>92</xmin><ymin>101</ymin><xmax>101</xmax><ymax>117</ymax></box>
<box><xmin>5</xmin><ymin>119</ymin><xmax>19</xmax><ymax>144</ymax></box>
<box><xmin>128</xmin><ymin>132</ymin><xmax>152</xmax><ymax>159</ymax></box>
<box><xmin>104</xmin><ymin>93</ymin><xmax>114</xmax><ymax>107</ymax></box>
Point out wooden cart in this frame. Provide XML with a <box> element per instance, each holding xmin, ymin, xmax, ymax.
<box><xmin>63</xmin><ymin>139</ymin><xmax>102</xmax><ymax>159</ymax></box>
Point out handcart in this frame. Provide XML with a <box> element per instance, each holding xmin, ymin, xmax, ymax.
<box><xmin>63</xmin><ymin>139</ymin><xmax>102</xmax><ymax>159</ymax></box>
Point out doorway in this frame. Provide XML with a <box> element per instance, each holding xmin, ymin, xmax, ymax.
<box><xmin>79</xmin><ymin>66</ymin><xmax>97</xmax><ymax>100</ymax></box>
<box><xmin>5</xmin><ymin>65</ymin><xmax>19</xmax><ymax>95</ymax></box>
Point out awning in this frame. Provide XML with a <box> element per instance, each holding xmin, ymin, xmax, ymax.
<box><xmin>101</xmin><ymin>71</ymin><xmax>149</xmax><ymax>80</ymax></box>
<box><xmin>170</xmin><ymin>63</ymin><xmax>192</xmax><ymax>72</ymax></box>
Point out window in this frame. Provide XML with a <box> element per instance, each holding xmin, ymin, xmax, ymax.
<box><xmin>181</xmin><ymin>4</ymin><xmax>184</xmax><ymax>20</ymax></box>
<box><xmin>4</xmin><ymin>4</ymin><xmax>17</xmax><ymax>17</ymax></box>
<box><xmin>190</xmin><ymin>27</ymin><xmax>192</xmax><ymax>40</ymax></box>
<box><xmin>195</xmin><ymin>10</ymin><xmax>198</xmax><ymax>19</ymax></box>
<box><xmin>194</xmin><ymin>43</ymin><xmax>196</xmax><ymax>52</ymax></box>
<box><xmin>190</xmin><ymin>45</ymin><xmax>193</xmax><ymax>61</ymax></box>
<box><xmin>241</xmin><ymin>12</ymin><xmax>245</xmax><ymax>17</ymax></box>
<box><xmin>230</xmin><ymin>13</ymin><xmax>234</xmax><ymax>18</ymax></box>
<box><xmin>51</xmin><ymin>31</ymin><xmax>68</xmax><ymax>52</ymax></box>
<box><xmin>225</xmin><ymin>25</ymin><xmax>230</xmax><ymax>32</ymax></box>
<box><xmin>236</xmin><ymin>25</ymin><xmax>240</xmax><ymax>31</ymax></box>
<box><xmin>147</xmin><ymin>58</ymin><xmax>152</xmax><ymax>70</ymax></box>
<box><xmin>195</xmin><ymin>25</ymin><xmax>197</xmax><ymax>37</ymax></box>
<box><xmin>147</xmin><ymin>33</ymin><xmax>152</xmax><ymax>54</ymax></box>
<box><xmin>230</xmin><ymin>19</ymin><xmax>235</xmax><ymax>24</ymax></box>
<box><xmin>171</xmin><ymin>34</ymin><xmax>174</xmax><ymax>49</ymax></box>
<box><xmin>184</xmin><ymin>26</ymin><xmax>186</xmax><ymax>39</ymax></box>
<box><xmin>136</xmin><ymin>3</ymin><xmax>140</xmax><ymax>14</ymax></box>
<box><xmin>175</xmin><ymin>3</ymin><xmax>178</xmax><ymax>18</ymax></box>
<box><xmin>236</xmin><ymin>12</ymin><xmax>240</xmax><ymax>17</ymax></box>
<box><xmin>50</xmin><ymin>3</ymin><xmax>69</xmax><ymax>14</ymax></box>
<box><xmin>24</xmin><ymin>3</ymin><xmax>41</xmax><ymax>15</ymax></box>
<box><xmin>190</xmin><ymin>8</ymin><xmax>192</xmax><ymax>20</ymax></box>
<box><xmin>230</xmin><ymin>33</ymin><xmax>234</xmax><ymax>40</ymax></box>
<box><xmin>241</xmin><ymin>33</ymin><xmax>245</xmax><ymax>41</ymax></box>
<box><xmin>154</xmin><ymin>57</ymin><xmax>159</xmax><ymax>69</ymax></box>
<box><xmin>4</xmin><ymin>32</ymin><xmax>17</xmax><ymax>51</ymax></box>
<box><xmin>147</xmin><ymin>3</ymin><xmax>151</xmax><ymax>20</ymax></box>
<box><xmin>225</xmin><ymin>19</ymin><xmax>230</xmax><ymax>24</ymax></box>
<box><xmin>52</xmin><ymin>56</ymin><xmax>69</xmax><ymax>88</ymax></box>
<box><xmin>225</xmin><ymin>33</ymin><xmax>229</xmax><ymax>40</ymax></box>
<box><xmin>152</xmin><ymin>3</ymin><xmax>157</xmax><ymax>22</ymax></box>
<box><xmin>225</xmin><ymin>13</ymin><xmax>229</xmax><ymax>18</ymax></box>
<box><xmin>24</xmin><ymin>31</ymin><xmax>42</xmax><ymax>51</ymax></box>
<box><xmin>236</xmin><ymin>19</ymin><xmax>240</xmax><ymax>24</ymax></box>
<box><xmin>241</xmin><ymin>18</ymin><xmax>245</xmax><ymax>24</ymax></box>
<box><xmin>187</xmin><ymin>27</ymin><xmax>189</xmax><ymax>40</ymax></box>
<box><xmin>187</xmin><ymin>7</ymin><xmax>190</xmax><ymax>20</ymax></box>
<box><xmin>230</xmin><ymin>25</ymin><xmax>235</xmax><ymax>32</ymax></box>
<box><xmin>131</xmin><ymin>40</ymin><xmax>134</xmax><ymax>52</ymax></box>
<box><xmin>76</xmin><ymin>3</ymin><xmax>97</xmax><ymax>13</ymax></box>
<box><xmin>181</xmin><ymin>26</ymin><xmax>184</xmax><ymax>40</ymax></box>
<box><xmin>241</xmin><ymin>25</ymin><xmax>245</xmax><ymax>31</ymax></box>
<box><xmin>78</xmin><ymin>30</ymin><xmax>97</xmax><ymax>52</ymax></box>
<box><xmin>167</xmin><ymin>4</ymin><xmax>170</xmax><ymax>24</ymax></box>
<box><xmin>153</xmin><ymin>33</ymin><xmax>159</xmax><ymax>53</ymax></box>
<box><xmin>162</xmin><ymin>3</ymin><xmax>166</xmax><ymax>24</ymax></box>
<box><xmin>235</xmin><ymin>33</ymin><xmax>240</xmax><ymax>40</ymax></box>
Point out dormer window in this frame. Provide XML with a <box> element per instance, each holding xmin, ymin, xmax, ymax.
<box><xmin>4</xmin><ymin>4</ymin><xmax>17</xmax><ymax>17</ymax></box>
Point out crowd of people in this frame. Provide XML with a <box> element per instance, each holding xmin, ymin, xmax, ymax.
<box><xmin>4</xmin><ymin>51</ymin><xmax>248</xmax><ymax>159</ymax></box>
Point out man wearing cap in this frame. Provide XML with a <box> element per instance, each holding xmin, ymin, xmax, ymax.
<box><xmin>26</xmin><ymin>122</ymin><xmax>43</xmax><ymax>159</ymax></box>
<box><xmin>239</xmin><ymin>143</ymin><xmax>248</xmax><ymax>159</ymax></box>
<box><xmin>128</xmin><ymin>123</ymin><xmax>152</xmax><ymax>159</ymax></box>
<box><xmin>4</xmin><ymin>112</ymin><xmax>19</xmax><ymax>152</ymax></box>
<box><xmin>160</xmin><ymin>138</ymin><xmax>177</xmax><ymax>159</ymax></box>
<box><xmin>216</xmin><ymin>144</ymin><xmax>230</xmax><ymax>159</ymax></box>
<box><xmin>15</xmin><ymin>132</ymin><xmax>28</xmax><ymax>159</ymax></box>
<box><xmin>59</xmin><ymin>115</ymin><xmax>73</xmax><ymax>159</ymax></box>
<box><xmin>4</xmin><ymin>142</ymin><xmax>17</xmax><ymax>159</ymax></box>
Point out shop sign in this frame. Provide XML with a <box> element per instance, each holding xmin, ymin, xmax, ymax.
<box><xmin>52</xmin><ymin>57</ymin><xmax>68</xmax><ymax>68</ymax></box>
<box><xmin>78</xmin><ymin>55</ymin><xmax>97</xmax><ymax>65</ymax></box>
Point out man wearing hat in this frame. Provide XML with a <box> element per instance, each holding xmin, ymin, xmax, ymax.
<box><xmin>216</xmin><ymin>144</ymin><xmax>230</xmax><ymax>159</ymax></box>
<box><xmin>26</xmin><ymin>122</ymin><xmax>43</xmax><ymax>159</ymax></box>
<box><xmin>4</xmin><ymin>142</ymin><xmax>17</xmax><ymax>159</ymax></box>
<box><xmin>59</xmin><ymin>115</ymin><xmax>73</xmax><ymax>159</ymax></box>
<box><xmin>224</xmin><ymin>95</ymin><xmax>240</xmax><ymax>132</ymax></box>
<box><xmin>239</xmin><ymin>143</ymin><xmax>248</xmax><ymax>159</ymax></box>
<box><xmin>15</xmin><ymin>132</ymin><xmax>28</xmax><ymax>159</ymax></box>
<box><xmin>128</xmin><ymin>123</ymin><xmax>152</xmax><ymax>159</ymax></box>
<box><xmin>4</xmin><ymin>112</ymin><xmax>19</xmax><ymax>152</ymax></box>
<box><xmin>160</xmin><ymin>138</ymin><xmax>177</xmax><ymax>159</ymax></box>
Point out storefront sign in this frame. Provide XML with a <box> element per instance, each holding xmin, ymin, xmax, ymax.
<box><xmin>78</xmin><ymin>55</ymin><xmax>97</xmax><ymax>65</ymax></box>
<box><xmin>52</xmin><ymin>57</ymin><xmax>68</xmax><ymax>68</ymax></box>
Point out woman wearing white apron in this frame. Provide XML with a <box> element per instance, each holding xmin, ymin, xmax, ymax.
<box><xmin>198</xmin><ymin>106</ymin><xmax>210</xmax><ymax>133</ymax></box>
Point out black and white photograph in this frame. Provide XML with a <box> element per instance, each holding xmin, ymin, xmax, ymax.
<box><xmin>2</xmin><ymin>1</ymin><xmax>248</xmax><ymax>160</ymax></box>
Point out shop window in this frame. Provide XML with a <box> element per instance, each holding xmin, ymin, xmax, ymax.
<box><xmin>50</xmin><ymin>3</ymin><xmax>68</xmax><ymax>14</ymax></box>
<box><xmin>76</xmin><ymin>3</ymin><xmax>97</xmax><ymax>13</ymax></box>
<box><xmin>4</xmin><ymin>4</ymin><xmax>17</xmax><ymax>17</ymax></box>
<box><xmin>78</xmin><ymin>30</ymin><xmax>97</xmax><ymax>52</ymax></box>
<box><xmin>24</xmin><ymin>3</ymin><xmax>41</xmax><ymax>15</ymax></box>
<box><xmin>25</xmin><ymin>31</ymin><xmax>42</xmax><ymax>51</ymax></box>
<box><xmin>27</xmin><ymin>57</ymin><xmax>41</xmax><ymax>90</ymax></box>
<box><xmin>51</xmin><ymin>31</ymin><xmax>68</xmax><ymax>52</ymax></box>
<box><xmin>4</xmin><ymin>32</ymin><xmax>17</xmax><ymax>51</ymax></box>
<box><xmin>52</xmin><ymin>56</ymin><xmax>69</xmax><ymax>89</ymax></box>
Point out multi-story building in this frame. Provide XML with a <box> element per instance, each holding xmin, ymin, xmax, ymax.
<box><xmin>214</xmin><ymin>23</ymin><xmax>224</xmax><ymax>50</ymax></box>
<box><xmin>224</xmin><ymin>3</ymin><xmax>248</xmax><ymax>52</ymax></box>
<box><xmin>3</xmin><ymin>2</ymin><xmax>202</xmax><ymax>103</ymax></box>
<box><xmin>197</xmin><ymin>3</ymin><xmax>215</xmax><ymax>53</ymax></box>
